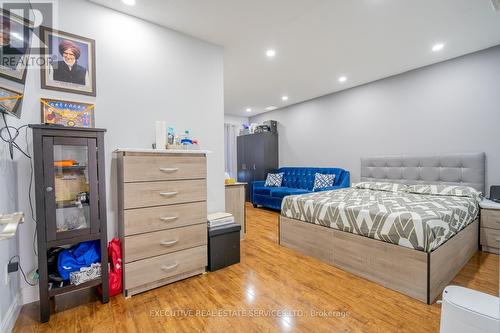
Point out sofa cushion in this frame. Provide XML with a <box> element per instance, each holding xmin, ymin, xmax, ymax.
<box><xmin>254</xmin><ymin>186</ymin><xmax>271</xmax><ymax>196</ymax></box>
<box><xmin>265</xmin><ymin>172</ymin><xmax>284</xmax><ymax>187</ymax></box>
<box><xmin>270</xmin><ymin>187</ymin><xmax>309</xmax><ymax>199</ymax></box>
<box><xmin>313</xmin><ymin>173</ymin><xmax>335</xmax><ymax>191</ymax></box>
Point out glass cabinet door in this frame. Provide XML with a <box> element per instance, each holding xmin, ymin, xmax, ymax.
<box><xmin>43</xmin><ymin>136</ymin><xmax>99</xmax><ymax>241</ymax></box>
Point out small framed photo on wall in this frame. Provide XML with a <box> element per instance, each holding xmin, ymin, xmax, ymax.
<box><xmin>0</xmin><ymin>8</ymin><xmax>34</xmax><ymax>84</ymax></box>
<box><xmin>40</xmin><ymin>27</ymin><xmax>96</xmax><ymax>96</ymax></box>
<box><xmin>41</xmin><ymin>98</ymin><xmax>95</xmax><ymax>128</ymax></box>
<box><xmin>0</xmin><ymin>85</ymin><xmax>23</xmax><ymax>118</ymax></box>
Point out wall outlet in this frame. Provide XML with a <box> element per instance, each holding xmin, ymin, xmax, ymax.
<box><xmin>4</xmin><ymin>262</ymin><xmax>18</xmax><ymax>286</ymax></box>
<box><xmin>8</xmin><ymin>261</ymin><xmax>19</xmax><ymax>273</ymax></box>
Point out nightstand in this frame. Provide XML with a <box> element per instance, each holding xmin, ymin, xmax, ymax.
<box><xmin>479</xmin><ymin>199</ymin><xmax>500</xmax><ymax>254</ymax></box>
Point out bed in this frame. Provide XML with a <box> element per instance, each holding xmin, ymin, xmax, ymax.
<box><xmin>278</xmin><ymin>153</ymin><xmax>485</xmax><ymax>304</ymax></box>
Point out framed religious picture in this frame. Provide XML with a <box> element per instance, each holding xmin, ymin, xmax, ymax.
<box><xmin>40</xmin><ymin>98</ymin><xmax>95</xmax><ymax>128</ymax></box>
<box><xmin>40</xmin><ymin>27</ymin><xmax>96</xmax><ymax>96</ymax></box>
<box><xmin>0</xmin><ymin>8</ymin><xmax>34</xmax><ymax>84</ymax></box>
<box><xmin>0</xmin><ymin>86</ymin><xmax>23</xmax><ymax>118</ymax></box>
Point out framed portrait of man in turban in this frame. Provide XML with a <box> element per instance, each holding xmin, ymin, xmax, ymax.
<box><xmin>40</xmin><ymin>27</ymin><xmax>96</xmax><ymax>96</ymax></box>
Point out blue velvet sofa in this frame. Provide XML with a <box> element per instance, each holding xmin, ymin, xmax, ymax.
<box><xmin>251</xmin><ymin>167</ymin><xmax>350</xmax><ymax>210</ymax></box>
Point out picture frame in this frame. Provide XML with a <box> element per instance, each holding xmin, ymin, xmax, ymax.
<box><xmin>0</xmin><ymin>85</ymin><xmax>23</xmax><ymax>118</ymax></box>
<box><xmin>0</xmin><ymin>8</ymin><xmax>34</xmax><ymax>84</ymax></box>
<box><xmin>40</xmin><ymin>98</ymin><xmax>95</xmax><ymax>128</ymax></box>
<box><xmin>40</xmin><ymin>27</ymin><xmax>96</xmax><ymax>96</ymax></box>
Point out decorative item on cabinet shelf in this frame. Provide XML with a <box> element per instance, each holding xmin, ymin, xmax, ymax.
<box><xmin>41</xmin><ymin>98</ymin><xmax>95</xmax><ymax>128</ymax></box>
<box><xmin>239</xmin><ymin>120</ymin><xmax>277</xmax><ymax>135</ymax></box>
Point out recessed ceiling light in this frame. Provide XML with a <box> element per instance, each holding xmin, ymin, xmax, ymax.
<box><xmin>281</xmin><ymin>95</ymin><xmax>288</xmax><ymax>101</ymax></box>
<box><xmin>122</xmin><ymin>0</ymin><xmax>136</xmax><ymax>6</ymax></box>
<box><xmin>246</xmin><ymin>108</ymin><xmax>252</xmax><ymax>112</ymax></box>
<box><xmin>338</xmin><ymin>76</ymin><xmax>347</xmax><ymax>83</ymax></box>
<box><xmin>266</xmin><ymin>49</ymin><xmax>276</xmax><ymax>58</ymax></box>
<box><xmin>432</xmin><ymin>43</ymin><xmax>445</xmax><ymax>52</ymax></box>
<box><xmin>265</xmin><ymin>106</ymin><xmax>278</xmax><ymax>111</ymax></box>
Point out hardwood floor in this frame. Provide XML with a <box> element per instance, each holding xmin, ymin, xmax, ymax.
<box><xmin>14</xmin><ymin>203</ymin><xmax>499</xmax><ymax>333</ymax></box>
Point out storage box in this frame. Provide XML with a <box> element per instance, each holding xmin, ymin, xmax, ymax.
<box><xmin>208</xmin><ymin>223</ymin><xmax>241</xmax><ymax>271</ymax></box>
<box><xmin>55</xmin><ymin>168</ymin><xmax>89</xmax><ymax>203</ymax></box>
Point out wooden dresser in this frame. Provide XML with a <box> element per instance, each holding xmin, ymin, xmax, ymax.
<box><xmin>225</xmin><ymin>183</ymin><xmax>246</xmax><ymax>240</ymax></box>
<box><xmin>116</xmin><ymin>149</ymin><xmax>208</xmax><ymax>297</ymax></box>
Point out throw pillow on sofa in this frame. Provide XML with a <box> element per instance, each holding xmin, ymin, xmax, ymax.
<box><xmin>265</xmin><ymin>172</ymin><xmax>284</xmax><ymax>187</ymax></box>
<box><xmin>313</xmin><ymin>173</ymin><xmax>335</xmax><ymax>191</ymax></box>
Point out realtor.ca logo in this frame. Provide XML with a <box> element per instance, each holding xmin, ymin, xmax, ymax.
<box><xmin>1</xmin><ymin>1</ymin><xmax>54</xmax><ymax>69</ymax></box>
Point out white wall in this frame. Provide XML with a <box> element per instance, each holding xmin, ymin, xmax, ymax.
<box><xmin>250</xmin><ymin>46</ymin><xmax>500</xmax><ymax>194</ymax></box>
<box><xmin>2</xmin><ymin>0</ymin><xmax>224</xmax><ymax>307</ymax></box>
<box><xmin>224</xmin><ymin>114</ymin><xmax>248</xmax><ymax>126</ymax></box>
<box><xmin>0</xmin><ymin>145</ymin><xmax>21</xmax><ymax>332</ymax></box>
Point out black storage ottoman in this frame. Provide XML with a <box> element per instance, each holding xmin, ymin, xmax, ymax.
<box><xmin>208</xmin><ymin>223</ymin><xmax>241</xmax><ymax>271</ymax></box>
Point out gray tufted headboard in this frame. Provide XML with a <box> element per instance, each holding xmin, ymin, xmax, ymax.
<box><xmin>360</xmin><ymin>153</ymin><xmax>486</xmax><ymax>193</ymax></box>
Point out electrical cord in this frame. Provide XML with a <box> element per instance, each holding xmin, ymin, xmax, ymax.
<box><xmin>9</xmin><ymin>255</ymin><xmax>37</xmax><ymax>287</ymax></box>
<box><xmin>24</xmin><ymin>126</ymin><xmax>38</xmax><ymax>256</ymax></box>
<box><xmin>0</xmin><ymin>113</ymin><xmax>30</xmax><ymax>159</ymax></box>
<box><xmin>1</xmin><ymin>113</ymin><xmax>38</xmax><ymax>255</ymax></box>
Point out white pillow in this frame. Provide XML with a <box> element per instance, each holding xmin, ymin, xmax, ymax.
<box><xmin>405</xmin><ymin>184</ymin><xmax>482</xmax><ymax>198</ymax></box>
<box><xmin>353</xmin><ymin>182</ymin><xmax>408</xmax><ymax>192</ymax></box>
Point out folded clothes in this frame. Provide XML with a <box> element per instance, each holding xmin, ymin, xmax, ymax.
<box><xmin>70</xmin><ymin>263</ymin><xmax>101</xmax><ymax>286</ymax></box>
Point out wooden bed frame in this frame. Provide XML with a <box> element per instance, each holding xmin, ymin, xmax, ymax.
<box><xmin>278</xmin><ymin>153</ymin><xmax>485</xmax><ymax>304</ymax></box>
<box><xmin>279</xmin><ymin>216</ymin><xmax>478</xmax><ymax>304</ymax></box>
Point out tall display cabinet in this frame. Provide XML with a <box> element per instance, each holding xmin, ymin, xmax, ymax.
<box><xmin>30</xmin><ymin>125</ymin><xmax>108</xmax><ymax>323</ymax></box>
<box><xmin>236</xmin><ymin>132</ymin><xmax>279</xmax><ymax>201</ymax></box>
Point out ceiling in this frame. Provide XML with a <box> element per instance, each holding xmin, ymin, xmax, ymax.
<box><xmin>90</xmin><ymin>0</ymin><xmax>500</xmax><ymax>117</ymax></box>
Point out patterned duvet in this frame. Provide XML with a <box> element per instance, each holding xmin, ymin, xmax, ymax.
<box><xmin>281</xmin><ymin>187</ymin><xmax>480</xmax><ymax>252</ymax></box>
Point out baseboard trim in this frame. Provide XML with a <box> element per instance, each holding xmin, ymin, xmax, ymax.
<box><xmin>0</xmin><ymin>292</ymin><xmax>22</xmax><ymax>333</ymax></box>
<box><xmin>21</xmin><ymin>285</ymin><xmax>39</xmax><ymax>305</ymax></box>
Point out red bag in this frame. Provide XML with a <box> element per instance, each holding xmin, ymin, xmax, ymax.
<box><xmin>99</xmin><ymin>238</ymin><xmax>123</xmax><ymax>297</ymax></box>
<box><xmin>108</xmin><ymin>238</ymin><xmax>123</xmax><ymax>297</ymax></box>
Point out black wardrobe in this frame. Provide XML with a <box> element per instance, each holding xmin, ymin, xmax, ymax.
<box><xmin>237</xmin><ymin>132</ymin><xmax>279</xmax><ymax>201</ymax></box>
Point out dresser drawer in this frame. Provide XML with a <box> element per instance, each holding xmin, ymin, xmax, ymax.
<box><xmin>123</xmin><ymin>201</ymin><xmax>207</xmax><ymax>236</ymax></box>
<box><xmin>124</xmin><ymin>245</ymin><xmax>207</xmax><ymax>290</ymax></box>
<box><xmin>124</xmin><ymin>224</ymin><xmax>207</xmax><ymax>263</ymax></box>
<box><xmin>480</xmin><ymin>227</ymin><xmax>500</xmax><ymax>249</ymax></box>
<box><xmin>123</xmin><ymin>179</ymin><xmax>206</xmax><ymax>209</ymax></box>
<box><xmin>481</xmin><ymin>209</ymin><xmax>500</xmax><ymax>230</ymax></box>
<box><xmin>123</xmin><ymin>155</ymin><xmax>206</xmax><ymax>182</ymax></box>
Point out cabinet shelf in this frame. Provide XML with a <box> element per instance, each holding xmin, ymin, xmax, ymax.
<box><xmin>54</xmin><ymin>165</ymin><xmax>87</xmax><ymax>171</ymax></box>
<box><xmin>56</xmin><ymin>201</ymin><xmax>90</xmax><ymax>209</ymax></box>
<box><xmin>48</xmin><ymin>277</ymin><xmax>102</xmax><ymax>297</ymax></box>
<box><xmin>47</xmin><ymin>232</ymin><xmax>101</xmax><ymax>248</ymax></box>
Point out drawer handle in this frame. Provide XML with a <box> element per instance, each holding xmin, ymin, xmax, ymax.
<box><xmin>160</xmin><ymin>167</ymin><xmax>179</xmax><ymax>172</ymax></box>
<box><xmin>160</xmin><ymin>239</ymin><xmax>179</xmax><ymax>246</ymax></box>
<box><xmin>161</xmin><ymin>263</ymin><xmax>179</xmax><ymax>271</ymax></box>
<box><xmin>160</xmin><ymin>216</ymin><xmax>178</xmax><ymax>222</ymax></box>
<box><xmin>160</xmin><ymin>191</ymin><xmax>179</xmax><ymax>197</ymax></box>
